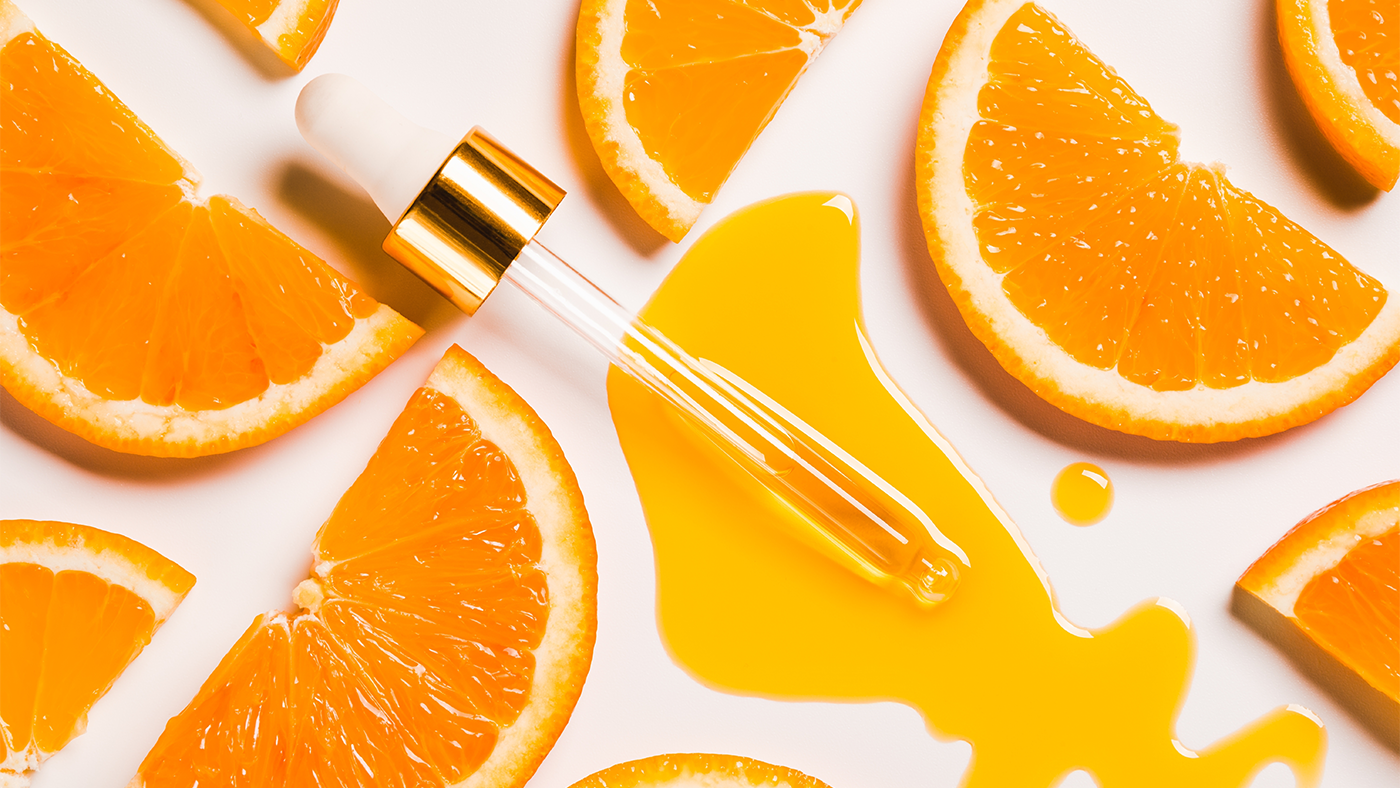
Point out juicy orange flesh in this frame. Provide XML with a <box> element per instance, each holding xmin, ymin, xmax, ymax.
<box><xmin>137</xmin><ymin>386</ymin><xmax>549</xmax><ymax>786</ymax></box>
<box><xmin>219</xmin><ymin>0</ymin><xmax>280</xmax><ymax>27</ymax></box>
<box><xmin>0</xmin><ymin>562</ymin><xmax>156</xmax><ymax>761</ymax></box>
<box><xmin>1330</xmin><ymin>0</ymin><xmax>1399</xmax><ymax>125</ymax></box>
<box><xmin>1294</xmin><ymin>526</ymin><xmax>1399</xmax><ymax>695</ymax></box>
<box><xmin>620</xmin><ymin>0</ymin><xmax>860</xmax><ymax>203</ymax></box>
<box><xmin>969</xmin><ymin>3</ymin><xmax>1387</xmax><ymax>390</ymax></box>
<box><xmin>1</xmin><ymin>31</ymin><xmax>378</xmax><ymax>411</ymax></box>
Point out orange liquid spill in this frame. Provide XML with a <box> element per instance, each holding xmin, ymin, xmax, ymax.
<box><xmin>1052</xmin><ymin>462</ymin><xmax>1114</xmax><ymax>526</ymax></box>
<box><xmin>607</xmin><ymin>193</ymin><xmax>1327</xmax><ymax>786</ymax></box>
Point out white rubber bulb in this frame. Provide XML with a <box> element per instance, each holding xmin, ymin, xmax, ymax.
<box><xmin>295</xmin><ymin>74</ymin><xmax>457</xmax><ymax>223</ymax></box>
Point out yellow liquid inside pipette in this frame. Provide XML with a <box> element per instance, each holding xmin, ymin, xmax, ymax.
<box><xmin>607</xmin><ymin>193</ymin><xmax>1326</xmax><ymax>786</ymax></box>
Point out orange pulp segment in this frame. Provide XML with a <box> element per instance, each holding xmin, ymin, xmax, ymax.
<box><xmin>0</xmin><ymin>1</ymin><xmax>421</xmax><ymax>456</ymax></box>
<box><xmin>1294</xmin><ymin>527</ymin><xmax>1399</xmax><ymax>698</ymax></box>
<box><xmin>918</xmin><ymin>0</ymin><xmax>1400</xmax><ymax>442</ymax></box>
<box><xmin>577</xmin><ymin>0</ymin><xmax>863</xmax><ymax>240</ymax></box>
<box><xmin>0</xmin><ymin>520</ymin><xmax>195</xmax><ymax>780</ymax></box>
<box><xmin>133</xmin><ymin>345</ymin><xmax>597</xmax><ymax>788</ymax></box>
<box><xmin>214</xmin><ymin>0</ymin><xmax>341</xmax><ymax>71</ymax></box>
<box><xmin>1330</xmin><ymin>0</ymin><xmax>1399</xmax><ymax>125</ymax></box>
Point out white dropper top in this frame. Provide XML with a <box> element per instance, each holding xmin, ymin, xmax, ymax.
<box><xmin>295</xmin><ymin>74</ymin><xmax>457</xmax><ymax>223</ymax></box>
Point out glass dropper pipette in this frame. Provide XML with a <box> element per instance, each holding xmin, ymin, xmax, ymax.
<box><xmin>295</xmin><ymin>75</ymin><xmax>968</xmax><ymax>606</ymax></box>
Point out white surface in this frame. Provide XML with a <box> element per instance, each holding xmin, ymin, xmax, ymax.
<box><xmin>2</xmin><ymin>1</ymin><xmax>1396</xmax><ymax>786</ymax></box>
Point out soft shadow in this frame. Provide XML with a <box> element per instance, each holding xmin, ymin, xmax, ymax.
<box><xmin>557</xmin><ymin>6</ymin><xmax>669</xmax><ymax>257</ymax></box>
<box><xmin>1257</xmin><ymin>0</ymin><xmax>1379</xmax><ymax>207</ymax></box>
<box><xmin>181</xmin><ymin>0</ymin><xmax>298</xmax><ymax>81</ymax></box>
<box><xmin>895</xmin><ymin>152</ymin><xmax>1309</xmax><ymax>465</ymax></box>
<box><xmin>0</xmin><ymin>388</ymin><xmax>245</xmax><ymax>481</ymax></box>
<box><xmin>276</xmin><ymin>162</ymin><xmax>459</xmax><ymax>331</ymax></box>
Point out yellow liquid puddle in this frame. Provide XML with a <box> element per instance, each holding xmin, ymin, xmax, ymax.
<box><xmin>606</xmin><ymin>193</ymin><xmax>1327</xmax><ymax>787</ymax></box>
<box><xmin>1053</xmin><ymin>462</ymin><xmax>1114</xmax><ymax>526</ymax></box>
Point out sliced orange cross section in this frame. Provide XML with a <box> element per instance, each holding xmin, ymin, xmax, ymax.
<box><xmin>577</xmin><ymin>0</ymin><xmax>863</xmax><ymax>241</ymax></box>
<box><xmin>1278</xmin><ymin>0</ymin><xmax>1399</xmax><ymax>190</ymax></box>
<box><xmin>1</xmin><ymin>519</ymin><xmax>195</xmax><ymax>782</ymax></box>
<box><xmin>133</xmin><ymin>346</ymin><xmax>598</xmax><ymax>788</ymax></box>
<box><xmin>917</xmin><ymin>0</ymin><xmax>1400</xmax><ymax>442</ymax></box>
<box><xmin>1236</xmin><ymin>480</ymin><xmax>1399</xmax><ymax>750</ymax></box>
<box><xmin>0</xmin><ymin>0</ymin><xmax>421</xmax><ymax>457</ymax></box>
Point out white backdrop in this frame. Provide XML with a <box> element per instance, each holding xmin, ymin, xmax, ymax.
<box><xmin>4</xmin><ymin>1</ymin><xmax>1397</xmax><ymax>786</ymax></box>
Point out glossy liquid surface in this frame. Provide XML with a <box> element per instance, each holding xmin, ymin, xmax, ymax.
<box><xmin>1052</xmin><ymin>462</ymin><xmax>1114</xmax><ymax>526</ymax></box>
<box><xmin>608</xmin><ymin>193</ymin><xmax>1327</xmax><ymax>786</ymax></box>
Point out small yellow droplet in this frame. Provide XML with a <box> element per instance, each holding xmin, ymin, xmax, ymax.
<box><xmin>1052</xmin><ymin>462</ymin><xmax>1113</xmax><ymax>526</ymax></box>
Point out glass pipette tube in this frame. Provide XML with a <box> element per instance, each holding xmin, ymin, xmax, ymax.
<box><xmin>293</xmin><ymin>74</ymin><xmax>968</xmax><ymax>607</ymax></box>
<box><xmin>506</xmin><ymin>240</ymin><xmax>968</xmax><ymax>606</ymax></box>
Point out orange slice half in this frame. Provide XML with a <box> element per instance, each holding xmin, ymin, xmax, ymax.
<box><xmin>1278</xmin><ymin>0</ymin><xmax>1400</xmax><ymax>190</ymax></box>
<box><xmin>577</xmin><ymin>0</ymin><xmax>863</xmax><ymax>241</ymax></box>
<box><xmin>0</xmin><ymin>0</ymin><xmax>421</xmax><ymax>457</ymax></box>
<box><xmin>1</xmin><ymin>519</ymin><xmax>195</xmax><ymax>783</ymax></box>
<box><xmin>132</xmin><ymin>346</ymin><xmax>598</xmax><ymax>788</ymax></box>
<box><xmin>1235</xmin><ymin>480</ymin><xmax>1399</xmax><ymax>750</ymax></box>
<box><xmin>916</xmin><ymin>0</ymin><xmax>1400</xmax><ymax>442</ymax></box>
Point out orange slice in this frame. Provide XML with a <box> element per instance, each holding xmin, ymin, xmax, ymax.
<box><xmin>1</xmin><ymin>519</ymin><xmax>195</xmax><ymax>783</ymax></box>
<box><xmin>0</xmin><ymin>0</ymin><xmax>421</xmax><ymax>457</ymax></box>
<box><xmin>214</xmin><ymin>0</ymin><xmax>340</xmax><ymax>71</ymax></box>
<box><xmin>916</xmin><ymin>0</ymin><xmax>1400</xmax><ymax>442</ymax></box>
<box><xmin>568</xmin><ymin>753</ymin><xmax>833</xmax><ymax>788</ymax></box>
<box><xmin>1278</xmin><ymin>0</ymin><xmax>1400</xmax><ymax>190</ymax></box>
<box><xmin>1235</xmin><ymin>480</ymin><xmax>1398</xmax><ymax>750</ymax></box>
<box><xmin>576</xmin><ymin>0</ymin><xmax>862</xmax><ymax>241</ymax></box>
<box><xmin>132</xmin><ymin>345</ymin><xmax>598</xmax><ymax>788</ymax></box>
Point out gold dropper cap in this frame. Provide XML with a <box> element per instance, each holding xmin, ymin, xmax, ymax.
<box><xmin>383</xmin><ymin>127</ymin><xmax>565</xmax><ymax>314</ymax></box>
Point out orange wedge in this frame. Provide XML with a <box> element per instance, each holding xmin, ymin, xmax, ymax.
<box><xmin>568</xmin><ymin>753</ymin><xmax>833</xmax><ymax>788</ymax></box>
<box><xmin>0</xmin><ymin>0</ymin><xmax>421</xmax><ymax>457</ymax></box>
<box><xmin>1278</xmin><ymin>0</ymin><xmax>1399</xmax><ymax>190</ymax></box>
<box><xmin>1</xmin><ymin>519</ymin><xmax>195</xmax><ymax>783</ymax></box>
<box><xmin>133</xmin><ymin>345</ymin><xmax>598</xmax><ymax>788</ymax></box>
<box><xmin>916</xmin><ymin>0</ymin><xmax>1400</xmax><ymax>442</ymax></box>
<box><xmin>1235</xmin><ymin>480</ymin><xmax>1399</xmax><ymax>750</ymax></box>
<box><xmin>215</xmin><ymin>0</ymin><xmax>340</xmax><ymax>71</ymax></box>
<box><xmin>576</xmin><ymin>0</ymin><xmax>863</xmax><ymax>241</ymax></box>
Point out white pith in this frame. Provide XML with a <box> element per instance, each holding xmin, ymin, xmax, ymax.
<box><xmin>921</xmin><ymin>0</ymin><xmax>1400</xmax><ymax>438</ymax></box>
<box><xmin>256</xmin><ymin>0</ymin><xmax>312</xmax><ymax>45</ymax></box>
<box><xmin>0</xmin><ymin>0</ymin><xmax>33</xmax><ymax>46</ymax></box>
<box><xmin>587</xmin><ymin>0</ymin><xmax>850</xmax><ymax>233</ymax></box>
<box><xmin>0</xmin><ymin>533</ymin><xmax>188</xmax><ymax>621</ymax></box>
<box><xmin>0</xmin><ymin>303</ymin><xmax>411</xmax><ymax>452</ymax></box>
<box><xmin>1303</xmin><ymin>0</ymin><xmax>1400</xmax><ymax>149</ymax></box>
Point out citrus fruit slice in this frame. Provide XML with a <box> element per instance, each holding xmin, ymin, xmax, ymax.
<box><xmin>576</xmin><ymin>0</ymin><xmax>862</xmax><ymax>241</ymax></box>
<box><xmin>1</xmin><ymin>519</ymin><xmax>195</xmax><ymax>783</ymax></box>
<box><xmin>1279</xmin><ymin>0</ymin><xmax>1400</xmax><ymax>190</ymax></box>
<box><xmin>132</xmin><ymin>345</ymin><xmax>598</xmax><ymax>788</ymax></box>
<box><xmin>916</xmin><ymin>0</ymin><xmax>1400</xmax><ymax>442</ymax></box>
<box><xmin>0</xmin><ymin>0</ymin><xmax>421</xmax><ymax>457</ymax></box>
<box><xmin>213</xmin><ymin>0</ymin><xmax>340</xmax><ymax>71</ymax></box>
<box><xmin>568</xmin><ymin>753</ymin><xmax>833</xmax><ymax>788</ymax></box>
<box><xmin>1235</xmin><ymin>480</ymin><xmax>1399</xmax><ymax>750</ymax></box>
